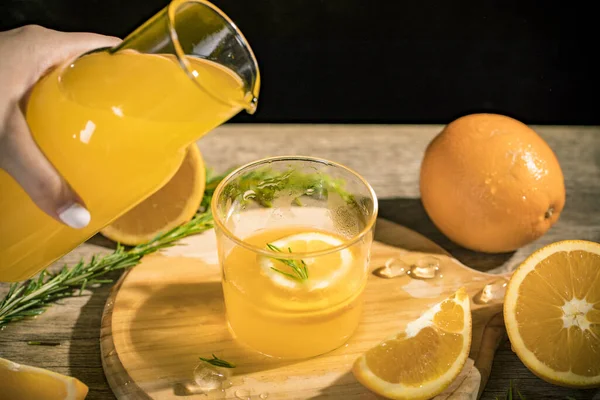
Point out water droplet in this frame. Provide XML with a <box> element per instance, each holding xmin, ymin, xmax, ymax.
<box><xmin>373</xmin><ymin>258</ymin><xmax>409</xmax><ymax>278</ymax></box>
<box><xmin>194</xmin><ymin>362</ymin><xmax>231</xmax><ymax>392</ymax></box>
<box><xmin>259</xmin><ymin>393</ymin><xmax>269</xmax><ymax>399</ymax></box>
<box><xmin>235</xmin><ymin>389</ymin><xmax>251</xmax><ymax>399</ymax></box>
<box><xmin>407</xmin><ymin>256</ymin><xmax>440</xmax><ymax>279</ymax></box>
<box><xmin>473</xmin><ymin>278</ymin><xmax>509</xmax><ymax>304</ymax></box>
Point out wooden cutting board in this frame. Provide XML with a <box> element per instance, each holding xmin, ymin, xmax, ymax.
<box><xmin>100</xmin><ymin>218</ymin><xmax>508</xmax><ymax>400</ymax></box>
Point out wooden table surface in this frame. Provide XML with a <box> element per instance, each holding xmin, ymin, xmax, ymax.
<box><xmin>1</xmin><ymin>124</ymin><xmax>599</xmax><ymax>400</ymax></box>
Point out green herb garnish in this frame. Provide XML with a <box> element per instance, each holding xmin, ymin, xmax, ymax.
<box><xmin>199</xmin><ymin>354</ymin><xmax>236</xmax><ymax>368</ymax></box>
<box><xmin>266</xmin><ymin>244</ymin><xmax>309</xmax><ymax>282</ymax></box>
<box><xmin>26</xmin><ymin>341</ymin><xmax>60</xmax><ymax>346</ymax></box>
<box><xmin>226</xmin><ymin>167</ymin><xmax>356</xmax><ymax>208</ymax></box>
<box><xmin>495</xmin><ymin>380</ymin><xmax>526</xmax><ymax>400</ymax></box>
<box><xmin>0</xmin><ymin>171</ymin><xmax>228</xmax><ymax>328</ymax></box>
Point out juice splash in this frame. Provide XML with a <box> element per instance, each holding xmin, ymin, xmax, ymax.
<box><xmin>222</xmin><ymin>226</ymin><xmax>369</xmax><ymax>359</ymax></box>
<box><xmin>0</xmin><ymin>51</ymin><xmax>247</xmax><ymax>281</ymax></box>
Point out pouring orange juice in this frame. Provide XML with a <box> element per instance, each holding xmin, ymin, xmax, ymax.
<box><xmin>0</xmin><ymin>0</ymin><xmax>260</xmax><ymax>282</ymax></box>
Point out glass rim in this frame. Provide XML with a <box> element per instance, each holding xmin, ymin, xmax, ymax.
<box><xmin>167</xmin><ymin>0</ymin><xmax>260</xmax><ymax>111</ymax></box>
<box><xmin>211</xmin><ymin>155</ymin><xmax>379</xmax><ymax>260</ymax></box>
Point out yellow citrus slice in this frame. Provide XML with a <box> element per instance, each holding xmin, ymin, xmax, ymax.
<box><xmin>353</xmin><ymin>288</ymin><xmax>472</xmax><ymax>400</ymax></box>
<box><xmin>258</xmin><ymin>232</ymin><xmax>353</xmax><ymax>290</ymax></box>
<box><xmin>0</xmin><ymin>357</ymin><xmax>88</xmax><ymax>400</ymax></box>
<box><xmin>101</xmin><ymin>144</ymin><xmax>206</xmax><ymax>245</ymax></box>
<box><xmin>504</xmin><ymin>240</ymin><xmax>600</xmax><ymax>388</ymax></box>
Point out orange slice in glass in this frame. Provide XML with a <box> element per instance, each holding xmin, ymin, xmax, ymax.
<box><xmin>258</xmin><ymin>232</ymin><xmax>353</xmax><ymax>290</ymax></box>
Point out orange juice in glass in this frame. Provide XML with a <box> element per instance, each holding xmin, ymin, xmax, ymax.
<box><xmin>212</xmin><ymin>156</ymin><xmax>378</xmax><ymax>358</ymax></box>
<box><xmin>0</xmin><ymin>0</ymin><xmax>260</xmax><ymax>282</ymax></box>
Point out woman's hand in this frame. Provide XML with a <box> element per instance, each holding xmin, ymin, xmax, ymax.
<box><xmin>0</xmin><ymin>25</ymin><xmax>120</xmax><ymax>228</ymax></box>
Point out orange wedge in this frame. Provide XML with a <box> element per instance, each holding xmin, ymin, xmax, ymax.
<box><xmin>504</xmin><ymin>240</ymin><xmax>600</xmax><ymax>388</ymax></box>
<box><xmin>101</xmin><ymin>144</ymin><xmax>206</xmax><ymax>245</ymax></box>
<box><xmin>353</xmin><ymin>288</ymin><xmax>472</xmax><ymax>400</ymax></box>
<box><xmin>0</xmin><ymin>357</ymin><xmax>88</xmax><ymax>400</ymax></box>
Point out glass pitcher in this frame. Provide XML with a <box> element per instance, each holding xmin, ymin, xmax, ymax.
<box><xmin>0</xmin><ymin>0</ymin><xmax>260</xmax><ymax>282</ymax></box>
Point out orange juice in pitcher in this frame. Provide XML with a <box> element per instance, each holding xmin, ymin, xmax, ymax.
<box><xmin>0</xmin><ymin>0</ymin><xmax>260</xmax><ymax>282</ymax></box>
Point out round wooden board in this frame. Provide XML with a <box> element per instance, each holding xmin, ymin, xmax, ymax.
<box><xmin>101</xmin><ymin>219</ymin><xmax>508</xmax><ymax>400</ymax></box>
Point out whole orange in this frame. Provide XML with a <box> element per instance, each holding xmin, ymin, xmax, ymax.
<box><xmin>420</xmin><ymin>113</ymin><xmax>565</xmax><ymax>253</ymax></box>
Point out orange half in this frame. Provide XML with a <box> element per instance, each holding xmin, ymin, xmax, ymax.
<box><xmin>504</xmin><ymin>240</ymin><xmax>600</xmax><ymax>388</ymax></box>
<box><xmin>101</xmin><ymin>144</ymin><xmax>206</xmax><ymax>245</ymax></box>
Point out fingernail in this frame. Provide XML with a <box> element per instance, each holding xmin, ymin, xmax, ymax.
<box><xmin>58</xmin><ymin>203</ymin><xmax>91</xmax><ymax>229</ymax></box>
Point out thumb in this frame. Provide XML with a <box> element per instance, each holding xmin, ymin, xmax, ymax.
<box><xmin>0</xmin><ymin>105</ymin><xmax>91</xmax><ymax>228</ymax></box>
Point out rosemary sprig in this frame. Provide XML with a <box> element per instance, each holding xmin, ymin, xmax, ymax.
<box><xmin>199</xmin><ymin>354</ymin><xmax>236</xmax><ymax>368</ymax></box>
<box><xmin>0</xmin><ymin>171</ymin><xmax>227</xmax><ymax>329</ymax></box>
<box><xmin>0</xmin><ymin>211</ymin><xmax>214</xmax><ymax>328</ymax></box>
<box><xmin>228</xmin><ymin>167</ymin><xmax>356</xmax><ymax>208</ymax></box>
<box><xmin>266</xmin><ymin>243</ymin><xmax>309</xmax><ymax>282</ymax></box>
<box><xmin>26</xmin><ymin>341</ymin><xmax>60</xmax><ymax>346</ymax></box>
<box><xmin>495</xmin><ymin>380</ymin><xmax>526</xmax><ymax>400</ymax></box>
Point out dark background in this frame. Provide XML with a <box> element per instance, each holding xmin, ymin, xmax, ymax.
<box><xmin>1</xmin><ymin>0</ymin><xmax>597</xmax><ymax>125</ymax></box>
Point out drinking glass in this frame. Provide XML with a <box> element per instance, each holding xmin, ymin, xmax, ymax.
<box><xmin>212</xmin><ymin>156</ymin><xmax>378</xmax><ymax>359</ymax></box>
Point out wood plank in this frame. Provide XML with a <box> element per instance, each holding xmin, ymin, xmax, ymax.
<box><xmin>1</xmin><ymin>124</ymin><xmax>599</xmax><ymax>400</ymax></box>
<box><xmin>101</xmin><ymin>219</ymin><xmax>505</xmax><ymax>399</ymax></box>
